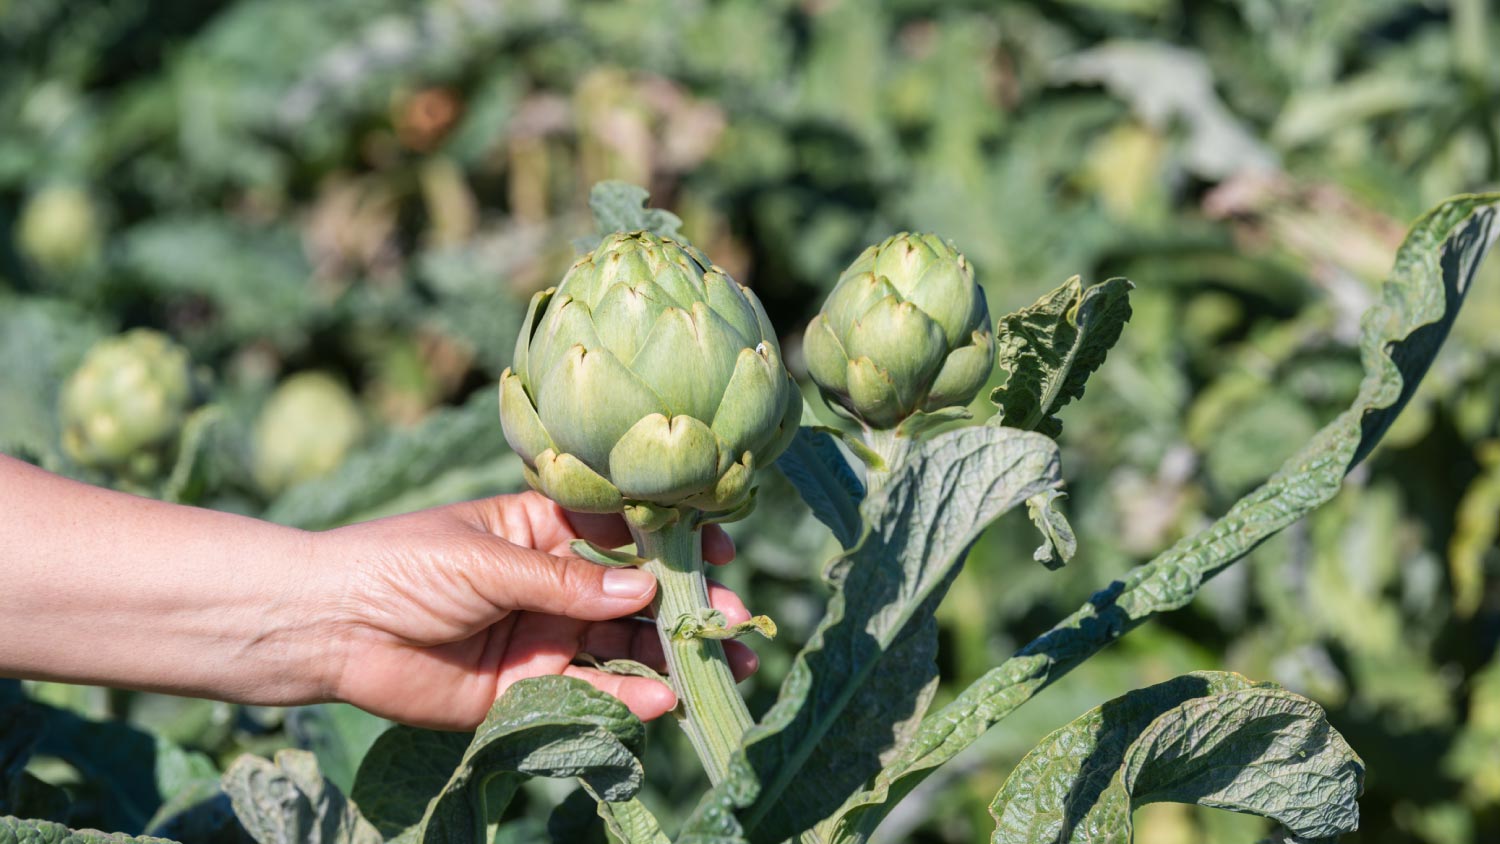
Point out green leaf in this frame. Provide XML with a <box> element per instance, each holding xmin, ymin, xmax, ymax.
<box><xmin>0</xmin><ymin>297</ymin><xmax>109</xmax><ymax>466</ymax></box>
<box><xmin>1026</xmin><ymin>490</ymin><xmax>1076</xmax><ymax>570</ymax></box>
<box><xmin>772</xmin><ymin>425</ymin><xmax>866</xmax><ymax>549</ymax></box>
<box><xmin>580</xmin><ymin>182</ymin><xmax>684</xmax><ymax>249</ymax></box>
<box><xmin>569</xmin><ymin>540</ymin><xmax>647</xmax><ymax>569</ymax></box>
<box><xmin>351</xmin><ymin>728</ymin><xmax>470</xmax><ymax>842</ymax></box>
<box><xmin>990</xmin><ymin>275</ymin><xmax>1133</xmax><ymax>437</ymax></box>
<box><xmin>681</xmin><ymin>425</ymin><xmax>1062</xmax><ymax>844</ymax></box>
<box><xmin>0</xmin><ymin>817</ymin><xmax>180</xmax><ymax>844</ymax></box>
<box><xmin>221</xmin><ymin>750</ymin><xmax>381</xmax><ymax>844</ymax></box>
<box><xmin>415</xmin><ymin>676</ymin><xmax>646</xmax><ymax>844</ymax></box>
<box><xmin>285</xmin><ymin>705</ymin><xmax>392</xmax><ymax>796</ymax></box>
<box><xmin>989</xmin><ymin>672</ymin><xmax>1362</xmax><ymax>843</ymax></box>
<box><xmin>1447</xmin><ymin>445</ymin><xmax>1500</xmax><ymax>618</ymax></box>
<box><xmin>585</xmin><ymin>789</ymin><xmax>669</xmax><ymax>844</ymax></box>
<box><xmin>823</xmin><ymin>192</ymin><xmax>1500</xmax><ymax>844</ymax></box>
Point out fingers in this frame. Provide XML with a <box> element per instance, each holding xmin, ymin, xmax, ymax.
<box><xmin>472</xmin><ymin>539</ymin><xmax>657</xmax><ymax>621</ymax></box>
<box><xmin>702</xmin><ymin>525</ymin><xmax>736</xmax><ymax>565</ymax></box>
<box><xmin>562</xmin><ymin>666</ymin><xmax>677</xmax><ymax>721</ymax></box>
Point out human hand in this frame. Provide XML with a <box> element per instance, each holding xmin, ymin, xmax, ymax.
<box><xmin>313</xmin><ymin>491</ymin><xmax>758</xmax><ymax>729</ymax></box>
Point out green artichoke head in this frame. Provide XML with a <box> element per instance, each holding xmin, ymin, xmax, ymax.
<box><xmin>252</xmin><ymin>372</ymin><xmax>366</xmax><ymax>494</ymax></box>
<box><xmin>60</xmin><ymin>329</ymin><xmax>194</xmax><ymax>472</ymax></box>
<box><xmin>803</xmin><ymin>232</ymin><xmax>994</xmax><ymax>429</ymax></box>
<box><xmin>500</xmin><ymin>231</ymin><xmax>801</xmax><ymax>520</ymax></box>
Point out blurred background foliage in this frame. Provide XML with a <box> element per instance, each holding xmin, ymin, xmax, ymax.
<box><xmin>2</xmin><ymin>0</ymin><xmax>1499</xmax><ymax>842</ymax></box>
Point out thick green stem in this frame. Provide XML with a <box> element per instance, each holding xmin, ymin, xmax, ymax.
<box><xmin>631</xmin><ymin>517</ymin><xmax>752</xmax><ymax>784</ymax></box>
<box><xmin>862</xmin><ymin>428</ymin><xmax>914</xmax><ymax>496</ymax></box>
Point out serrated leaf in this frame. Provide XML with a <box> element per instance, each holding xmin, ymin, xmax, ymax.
<box><xmin>415</xmin><ymin>676</ymin><xmax>646</xmax><ymax>844</ymax></box>
<box><xmin>0</xmin><ymin>817</ymin><xmax>180</xmax><ymax>844</ymax></box>
<box><xmin>991</xmin><ymin>275</ymin><xmax>1133</xmax><ymax>437</ymax></box>
<box><xmin>989</xmin><ymin>672</ymin><xmax>1362</xmax><ymax>843</ymax></box>
<box><xmin>1026</xmin><ymin>490</ymin><xmax>1076</xmax><ymax>570</ymax></box>
<box><xmin>578</xmin><ymin>182</ymin><xmax>684</xmax><ymax>250</ymax></box>
<box><xmin>680</xmin><ymin>426</ymin><xmax>1062</xmax><ymax>844</ymax></box>
<box><xmin>772</xmin><ymin>425</ymin><xmax>866</xmax><ymax>550</ymax></box>
<box><xmin>222</xmin><ymin>749</ymin><xmax>381</xmax><ymax>844</ymax></box>
<box><xmin>822</xmin><ymin>193</ymin><xmax>1500</xmax><ymax>843</ymax></box>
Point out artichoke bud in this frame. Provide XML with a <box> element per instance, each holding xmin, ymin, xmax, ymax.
<box><xmin>500</xmin><ymin>231</ymin><xmax>801</xmax><ymax>517</ymax></box>
<box><xmin>804</xmin><ymin>232</ymin><xmax>994</xmax><ymax>429</ymax></box>
<box><xmin>252</xmin><ymin>372</ymin><xmax>366</xmax><ymax>494</ymax></box>
<box><xmin>59</xmin><ymin>329</ymin><xmax>195</xmax><ymax>473</ymax></box>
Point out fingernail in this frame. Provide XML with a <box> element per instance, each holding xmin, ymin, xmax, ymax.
<box><xmin>602</xmin><ymin>568</ymin><xmax>655</xmax><ymax>599</ymax></box>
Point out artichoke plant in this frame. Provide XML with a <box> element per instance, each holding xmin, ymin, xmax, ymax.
<box><xmin>803</xmin><ymin>232</ymin><xmax>994</xmax><ymax>430</ymax></box>
<box><xmin>499</xmin><ymin>230</ymin><xmax>800</xmax><ymax>782</ymax></box>
<box><xmin>59</xmin><ymin>329</ymin><xmax>194</xmax><ymax>477</ymax></box>
<box><xmin>500</xmin><ymin>230</ymin><xmax>801</xmax><ymax>524</ymax></box>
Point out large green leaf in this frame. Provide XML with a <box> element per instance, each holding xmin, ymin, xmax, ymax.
<box><xmin>823</xmin><ymin>193</ymin><xmax>1500</xmax><ymax>842</ymax></box>
<box><xmin>350</xmin><ymin>727</ymin><xmax>469</xmax><ymax>842</ymax></box>
<box><xmin>680</xmin><ymin>425</ymin><xmax>1063</xmax><ymax>844</ymax></box>
<box><xmin>988</xmin><ymin>672</ymin><xmax>1362</xmax><ymax>843</ymax></box>
<box><xmin>0</xmin><ymin>817</ymin><xmax>179</xmax><ymax>844</ymax></box>
<box><xmin>285</xmin><ymin>705</ymin><xmax>392</xmax><ymax>796</ymax></box>
<box><xmin>990</xmin><ymin>275</ymin><xmax>1134</xmax><ymax>437</ymax></box>
<box><xmin>772</xmin><ymin>424</ymin><xmax>865</xmax><ymax>549</ymax></box>
<box><xmin>351</xmin><ymin>676</ymin><xmax>647</xmax><ymax>844</ymax></box>
<box><xmin>221</xmin><ymin>750</ymin><xmax>380</xmax><ymax>844</ymax></box>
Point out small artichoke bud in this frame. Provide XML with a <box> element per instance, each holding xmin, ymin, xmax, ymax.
<box><xmin>500</xmin><ymin>231</ymin><xmax>801</xmax><ymax>516</ymax></box>
<box><xmin>60</xmin><ymin>329</ymin><xmax>193</xmax><ymax>471</ymax></box>
<box><xmin>17</xmin><ymin>184</ymin><xmax>101</xmax><ymax>273</ymax></box>
<box><xmin>252</xmin><ymin>372</ymin><xmax>366</xmax><ymax>494</ymax></box>
<box><xmin>803</xmin><ymin>232</ymin><xmax>994</xmax><ymax>428</ymax></box>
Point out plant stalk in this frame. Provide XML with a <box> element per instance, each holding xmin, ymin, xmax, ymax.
<box><xmin>862</xmin><ymin>427</ymin><xmax>914</xmax><ymax>496</ymax></box>
<box><xmin>631</xmin><ymin>517</ymin><xmax>753</xmax><ymax>785</ymax></box>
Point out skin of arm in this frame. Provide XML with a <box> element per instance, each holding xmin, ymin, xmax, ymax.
<box><xmin>0</xmin><ymin>453</ymin><xmax>757</xmax><ymax>728</ymax></box>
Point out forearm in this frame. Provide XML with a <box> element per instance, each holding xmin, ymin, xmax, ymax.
<box><xmin>0</xmin><ymin>454</ymin><xmax>335</xmax><ymax>705</ymax></box>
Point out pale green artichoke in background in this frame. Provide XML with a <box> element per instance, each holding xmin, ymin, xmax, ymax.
<box><xmin>803</xmin><ymin>232</ymin><xmax>994</xmax><ymax>429</ymax></box>
<box><xmin>60</xmin><ymin>329</ymin><xmax>193</xmax><ymax>473</ymax></box>
<box><xmin>500</xmin><ymin>231</ymin><xmax>800</xmax><ymax>517</ymax></box>
<box><xmin>17</xmin><ymin>184</ymin><xmax>101</xmax><ymax>274</ymax></box>
<box><xmin>252</xmin><ymin>372</ymin><xmax>366</xmax><ymax>494</ymax></box>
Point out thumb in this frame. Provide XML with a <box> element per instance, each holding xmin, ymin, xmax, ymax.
<box><xmin>474</xmin><ymin>538</ymin><xmax>657</xmax><ymax>621</ymax></box>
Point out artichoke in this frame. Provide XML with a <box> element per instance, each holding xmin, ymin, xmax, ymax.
<box><xmin>252</xmin><ymin>372</ymin><xmax>366</xmax><ymax>494</ymax></box>
<box><xmin>803</xmin><ymin>232</ymin><xmax>994</xmax><ymax>428</ymax></box>
<box><xmin>60</xmin><ymin>329</ymin><xmax>193</xmax><ymax>473</ymax></box>
<box><xmin>17</xmin><ymin>184</ymin><xmax>101</xmax><ymax>273</ymax></box>
<box><xmin>500</xmin><ymin>231</ymin><xmax>800</xmax><ymax>517</ymax></box>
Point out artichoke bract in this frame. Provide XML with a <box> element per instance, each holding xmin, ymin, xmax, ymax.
<box><xmin>500</xmin><ymin>231</ymin><xmax>800</xmax><ymax>518</ymax></box>
<box><xmin>803</xmin><ymin>232</ymin><xmax>994</xmax><ymax>429</ymax></box>
<box><xmin>60</xmin><ymin>329</ymin><xmax>193</xmax><ymax>473</ymax></box>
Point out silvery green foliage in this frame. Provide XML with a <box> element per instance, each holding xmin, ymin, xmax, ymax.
<box><xmin>988</xmin><ymin>672</ymin><xmax>1362</xmax><ymax>843</ymax></box>
<box><xmin>680</xmin><ymin>425</ymin><xmax>1063</xmax><ymax>844</ymax></box>
<box><xmin>348</xmin><ymin>676</ymin><xmax>650</xmax><ymax>844</ymax></box>
<box><xmin>221</xmin><ymin>750</ymin><xmax>380</xmax><ymax>844</ymax></box>
<box><xmin>822</xmin><ymin>193</ymin><xmax>1500</xmax><ymax>843</ymax></box>
<box><xmin>991</xmin><ymin>275</ymin><xmax>1133</xmax><ymax>438</ymax></box>
<box><xmin>580</xmin><ymin>181</ymin><xmax>685</xmax><ymax>247</ymax></box>
<box><xmin>0</xmin><ymin>817</ymin><xmax>179</xmax><ymax>844</ymax></box>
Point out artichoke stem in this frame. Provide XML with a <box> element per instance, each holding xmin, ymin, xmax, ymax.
<box><xmin>631</xmin><ymin>517</ymin><xmax>753</xmax><ymax>785</ymax></box>
<box><xmin>862</xmin><ymin>428</ymin><xmax>914</xmax><ymax>496</ymax></box>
